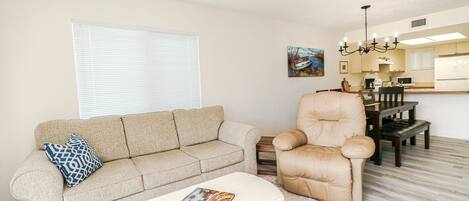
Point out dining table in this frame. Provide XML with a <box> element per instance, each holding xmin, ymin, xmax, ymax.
<box><xmin>365</xmin><ymin>101</ymin><xmax>418</xmax><ymax>165</ymax></box>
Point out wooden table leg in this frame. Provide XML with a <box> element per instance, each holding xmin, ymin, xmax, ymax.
<box><xmin>409</xmin><ymin>106</ymin><xmax>416</xmax><ymax>123</ymax></box>
<box><xmin>395</xmin><ymin>138</ymin><xmax>401</xmax><ymax>167</ymax></box>
<box><xmin>410</xmin><ymin>136</ymin><xmax>416</xmax><ymax>145</ymax></box>
<box><xmin>425</xmin><ymin>128</ymin><xmax>430</xmax><ymax>149</ymax></box>
<box><xmin>372</xmin><ymin>115</ymin><xmax>383</xmax><ymax>165</ymax></box>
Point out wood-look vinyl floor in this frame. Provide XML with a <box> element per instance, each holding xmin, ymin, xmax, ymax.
<box><xmin>364</xmin><ymin>135</ymin><xmax>469</xmax><ymax>201</ymax></box>
<box><xmin>261</xmin><ymin>135</ymin><xmax>469</xmax><ymax>201</ymax></box>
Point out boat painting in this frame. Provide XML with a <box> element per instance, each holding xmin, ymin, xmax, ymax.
<box><xmin>287</xmin><ymin>46</ymin><xmax>324</xmax><ymax>77</ymax></box>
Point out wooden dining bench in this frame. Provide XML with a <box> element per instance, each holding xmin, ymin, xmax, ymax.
<box><xmin>380</xmin><ymin>119</ymin><xmax>431</xmax><ymax>167</ymax></box>
<box><xmin>378</xmin><ymin>86</ymin><xmax>431</xmax><ymax>167</ymax></box>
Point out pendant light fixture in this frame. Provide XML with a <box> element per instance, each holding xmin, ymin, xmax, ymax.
<box><xmin>339</xmin><ymin>5</ymin><xmax>399</xmax><ymax>56</ymax></box>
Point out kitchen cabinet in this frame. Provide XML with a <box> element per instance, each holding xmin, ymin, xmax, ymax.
<box><xmin>457</xmin><ymin>41</ymin><xmax>469</xmax><ymax>54</ymax></box>
<box><xmin>436</xmin><ymin>43</ymin><xmax>457</xmax><ymax>56</ymax></box>
<box><xmin>347</xmin><ymin>47</ymin><xmax>405</xmax><ymax>73</ymax></box>
<box><xmin>436</xmin><ymin>42</ymin><xmax>469</xmax><ymax>56</ymax></box>
<box><xmin>347</xmin><ymin>44</ymin><xmax>363</xmax><ymax>74</ymax></box>
<box><xmin>361</xmin><ymin>51</ymin><xmax>380</xmax><ymax>72</ymax></box>
<box><xmin>389</xmin><ymin>49</ymin><xmax>406</xmax><ymax>72</ymax></box>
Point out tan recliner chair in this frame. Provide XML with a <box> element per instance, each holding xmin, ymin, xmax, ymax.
<box><xmin>273</xmin><ymin>92</ymin><xmax>375</xmax><ymax>201</ymax></box>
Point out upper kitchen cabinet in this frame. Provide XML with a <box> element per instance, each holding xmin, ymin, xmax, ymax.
<box><xmin>348</xmin><ymin>44</ymin><xmax>363</xmax><ymax>73</ymax></box>
<box><xmin>435</xmin><ymin>42</ymin><xmax>469</xmax><ymax>56</ymax></box>
<box><xmin>436</xmin><ymin>43</ymin><xmax>457</xmax><ymax>56</ymax></box>
<box><xmin>347</xmin><ymin>47</ymin><xmax>405</xmax><ymax>73</ymax></box>
<box><xmin>388</xmin><ymin>49</ymin><xmax>406</xmax><ymax>72</ymax></box>
<box><xmin>456</xmin><ymin>41</ymin><xmax>469</xmax><ymax>54</ymax></box>
<box><xmin>361</xmin><ymin>51</ymin><xmax>380</xmax><ymax>72</ymax></box>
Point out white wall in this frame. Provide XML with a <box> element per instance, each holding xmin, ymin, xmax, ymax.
<box><xmin>406</xmin><ymin>94</ymin><xmax>469</xmax><ymax>140</ymax></box>
<box><xmin>0</xmin><ymin>0</ymin><xmax>341</xmax><ymax>200</ymax></box>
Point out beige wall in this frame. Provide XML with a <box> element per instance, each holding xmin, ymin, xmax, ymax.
<box><xmin>0</xmin><ymin>0</ymin><xmax>341</xmax><ymax>200</ymax></box>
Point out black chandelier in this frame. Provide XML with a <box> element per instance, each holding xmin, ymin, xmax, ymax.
<box><xmin>339</xmin><ymin>5</ymin><xmax>399</xmax><ymax>56</ymax></box>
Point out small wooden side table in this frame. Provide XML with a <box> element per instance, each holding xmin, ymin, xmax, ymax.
<box><xmin>256</xmin><ymin>136</ymin><xmax>277</xmax><ymax>175</ymax></box>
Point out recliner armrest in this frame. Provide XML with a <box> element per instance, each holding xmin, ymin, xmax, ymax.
<box><xmin>10</xmin><ymin>151</ymin><xmax>64</xmax><ymax>201</ymax></box>
<box><xmin>273</xmin><ymin>129</ymin><xmax>307</xmax><ymax>151</ymax></box>
<box><xmin>341</xmin><ymin>136</ymin><xmax>375</xmax><ymax>159</ymax></box>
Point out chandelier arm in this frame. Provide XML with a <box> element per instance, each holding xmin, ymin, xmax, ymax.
<box><xmin>340</xmin><ymin>48</ymin><xmax>361</xmax><ymax>56</ymax></box>
<box><xmin>374</xmin><ymin>46</ymin><xmax>388</xmax><ymax>51</ymax></box>
<box><xmin>373</xmin><ymin>48</ymin><xmax>387</xmax><ymax>53</ymax></box>
<box><xmin>344</xmin><ymin>48</ymin><xmax>358</xmax><ymax>54</ymax></box>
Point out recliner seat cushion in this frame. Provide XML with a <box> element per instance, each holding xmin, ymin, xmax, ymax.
<box><xmin>63</xmin><ymin>159</ymin><xmax>143</xmax><ymax>201</ymax></box>
<box><xmin>132</xmin><ymin>150</ymin><xmax>201</xmax><ymax>189</ymax></box>
<box><xmin>35</xmin><ymin>116</ymin><xmax>130</xmax><ymax>162</ymax></box>
<box><xmin>173</xmin><ymin>106</ymin><xmax>224</xmax><ymax>146</ymax></box>
<box><xmin>278</xmin><ymin>145</ymin><xmax>352</xmax><ymax>187</ymax></box>
<box><xmin>122</xmin><ymin>111</ymin><xmax>180</xmax><ymax>157</ymax></box>
<box><xmin>181</xmin><ymin>140</ymin><xmax>243</xmax><ymax>172</ymax></box>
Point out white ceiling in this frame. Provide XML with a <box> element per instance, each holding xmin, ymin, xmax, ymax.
<box><xmin>182</xmin><ymin>0</ymin><xmax>469</xmax><ymax>31</ymax></box>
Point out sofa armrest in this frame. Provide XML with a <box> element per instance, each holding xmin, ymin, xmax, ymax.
<box><xmin>341</xmin><ymin>136</ymin><xmax>375</xmax><ymax>159</ymax></box>
<box><xmin>219</xmin><ymin>121</ymin><xmax>261</xmax><ymax>175</ymax></box>
<box><xmin>273</xmin><ymin>129</ymin><xmax>307</xmax><ymax>151</ymax></box>
<box><xmin>10</xmin><ymin>150</ymin><xmax>63</xmax><ymax>201</ymax></box>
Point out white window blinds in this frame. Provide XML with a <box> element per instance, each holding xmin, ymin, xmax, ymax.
<box><xmin>406</xmin><ymin>48</ymin><xmax>435</xmax><ymax>70</ymax></box>
<box><xmin>72</xmin><ymin>23</ymin><xmax>201</xmax><ymax>119</ymax></box>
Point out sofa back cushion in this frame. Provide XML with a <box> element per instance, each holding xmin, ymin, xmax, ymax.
<box><xmin>35</xmin><ymin>116</ymin><xmax>130</xmax><ymax>162</ymax></box>
<box><xmin>122</xmin><ymin>111</ymin><xmax>179</xmax><ymax>157</ymax></box>
<box><xmin>297</xmin><ymin>92</ymin><xmax>366</xmax><ymax>147</ymax></box>
<box><xmin>173</xmin><ymin>106</ymin><xmax>224</xmax><ymax>146</ymax></box>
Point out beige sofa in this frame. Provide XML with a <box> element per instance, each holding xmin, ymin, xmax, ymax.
<box><xmin>10</xmin><ymin>106</ymin><xmax>261</xmax><ymax>201</ymax></box>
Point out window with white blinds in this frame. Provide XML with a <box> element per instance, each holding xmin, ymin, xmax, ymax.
<box><xmin>72</xmin><ymin>23</ymin><xmax>201</xmax><ymax>119</ymax></box>
<box><xmin>406</xmin><ymin>47</ymin><xmax>435</xmax><ymax>70</ymax></box>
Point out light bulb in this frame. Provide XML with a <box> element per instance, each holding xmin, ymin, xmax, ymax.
<box><xmin>339</xmin><ymin>42</ymin><xmax>343</xmax><ymax>46</ymax></box>
<box><xmin>385</xmin><ymin>37</ymin><xmax>389</xmax><ymax>42</ymax></box>
<box><xmin>343</xmin><ymin>37</ymin><xmax>348</xmax><ymax>42</ymax></box>
<box><xmin>372</xmin><ymin>33</ymin><xmax>377</xmax><ymax>39</ymax></box>
<box><xmin>394</xmin><ymin>32</ymin><xmax>399</xmax><ymax>38</ymax></box>
<box><xmin>358</xmin><ymin>41</ymin><xmax>363</xmax><ymax>47</ymax></box>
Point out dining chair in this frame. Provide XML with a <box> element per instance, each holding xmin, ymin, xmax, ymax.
<box><xmin>378</xmin><ymin>86</ymin><xmax>404</xmax><ymax>120</ymax></box>
<box><xmin>378</xmin><ymin>86</ymin><xmax>404</xmax><ymax>103</ymax></box>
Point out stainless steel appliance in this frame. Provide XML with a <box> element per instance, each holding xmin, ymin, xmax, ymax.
<box><xmin>396</xmin><ymin>77</ymin><xmax>415</xmax><ymax>87</ymax></box>
<box><xmin>364</xmin><ymin>78</ymin><xmax>383</xmax><ymax>89</ymax></box>
<box><xmin>364</xmin><ymin>78</ymin><xmax>375</xmax><ymax>89</ymax></box>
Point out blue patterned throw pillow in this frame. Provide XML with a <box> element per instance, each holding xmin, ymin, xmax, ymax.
<box><xmin>44</xmin><ymin>133</ymin><xmax>102</xmax><ymax>187</ymax></box>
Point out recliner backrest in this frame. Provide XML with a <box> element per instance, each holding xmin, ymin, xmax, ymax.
<box><xmin>297</xmin><ymin>92</ymin><xmax>366</xmax><ymax>147</ymax></box>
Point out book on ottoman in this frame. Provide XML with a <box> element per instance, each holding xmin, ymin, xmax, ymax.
<box><xmin>181</xmin><ymin>187</ymin><xmax>235</xmax><ymax>201</ymax></box>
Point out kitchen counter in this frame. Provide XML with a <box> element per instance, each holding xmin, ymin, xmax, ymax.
<box><xmin>347</xmin><ymin>85</ymin><xmax>469</xmax><ymax>140</ymax></box>
<box><xmin>350</xmin><ymin>86</ymin><xmax>469</xmax><ymax>94</ymax></box>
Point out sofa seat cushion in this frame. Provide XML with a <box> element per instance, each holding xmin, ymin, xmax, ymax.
<box><xmin>132</xmin><ymin>150</ymin><xmax>201</xmax><ymax>189</ymax></box>
<box><xmin>63</xmin><ymin>159</ymin><xmax>143</xmax><ymax>201</ymax></box>
<box><xmin>181</xmin><ymin>140</ymin><xmax>243</xmax><ymax>173</ymax></box>
<box><xmin>278</xmin><ymin>144</ymin><xmax>352</xmax><ymax>187</ymax></box>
